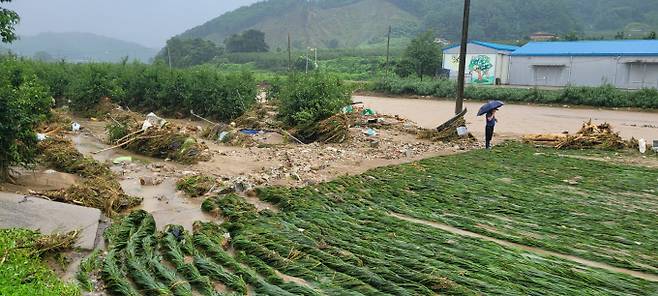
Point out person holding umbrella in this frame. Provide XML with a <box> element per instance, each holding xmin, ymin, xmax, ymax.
<box><xmin>477</xmin><ymin>100</ymin><xmax>504</xmax><ymax>149</ymax></box>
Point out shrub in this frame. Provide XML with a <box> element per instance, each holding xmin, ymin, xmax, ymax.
<box><xmin>370</xmin><ymin>76</ymin><xmax>658</xmax><ymax>109</ymax></box>
<box><xmin>0</xmin><ymin>57</ymin><xmax>52</xmax><ymax>181</ymax></box>
<box><xmin>276</xmin><ymin>73</ymin><xmax>352</xmax><ymax>127</ymax></box>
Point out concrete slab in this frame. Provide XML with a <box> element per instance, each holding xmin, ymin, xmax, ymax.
<box><xmin>0</xmin><ymin>192</ymin><xmax>101</xmax><ymax>250</ymax></box>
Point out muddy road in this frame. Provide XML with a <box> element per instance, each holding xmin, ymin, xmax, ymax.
<box><xmin>356</xmin><ymin>95</ymin><xmax>658</xmax><ymax>141</ymax></box>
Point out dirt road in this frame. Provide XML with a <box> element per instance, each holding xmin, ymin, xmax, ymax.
<box><xmin>355</xmin><ymin>95</ymin><xmax>658</xmax><ymax>141</ymax></box>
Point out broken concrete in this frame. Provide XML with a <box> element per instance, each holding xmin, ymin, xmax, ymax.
<box><xmin>0</xmin><ymin>192</ymin><xmax>101</xmax><ymax>250</ymax></box>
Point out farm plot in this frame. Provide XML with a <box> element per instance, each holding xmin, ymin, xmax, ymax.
<box><xmin>97</xmin><ymin>143</ymin><xmax>658</xmax><ymax>295</ymax></box>
<box><xmin>262</xmin><ymin>141</ymin><xmax>657</xmax><ymax>275</ymax></box>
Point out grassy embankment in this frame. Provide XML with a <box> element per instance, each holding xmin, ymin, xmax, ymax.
<box><xmin>0</xmin><ymin>229</ymin><xmax>79</xmax><ymax>296</ymax></box>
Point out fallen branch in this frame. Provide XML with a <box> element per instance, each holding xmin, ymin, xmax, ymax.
<box><xmin>190</xmin><ymin>110</ymin><xmax>219</xmax><ymax>126</ymax></box>
<box><xmin>279</xmin><ymin>129</ymin><xmax>305</xmax><ymax>145</ymax></box>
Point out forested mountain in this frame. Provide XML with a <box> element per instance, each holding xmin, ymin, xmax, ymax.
<box><xmin>177</xmin><ymin>0</ymin><xmax>658</xmax><ymax>49</ymax></box>
<box><xmin>2</xmin><ymin>32</ymin><xmax>157</xmax><ymax>62</ymax></box>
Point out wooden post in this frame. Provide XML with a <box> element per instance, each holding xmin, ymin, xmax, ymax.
<box><xmin>386</xmin><ymin>25</ymin><xmax>391</xmax><ymax>78</ymax></box>
<box><xmin>455</xmin><ymin>0</ymin><xmax>471</xmax><ymax>115</ymax></box>
<box><xmin>288</xmin><ymin>33</ymin><xmax>292</xmax><ymax>72</ymax></box>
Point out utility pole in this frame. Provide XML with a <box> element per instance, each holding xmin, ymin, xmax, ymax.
<box><xmin>305</xmin><ymin>47</ymin><xmax>309</xmax><ymax>74</ymax></box>
<box><xmin>288</xmin><ymin>33</ymin><xmax>292</xmax><ymax>72</ymax></box>
<box><xmin>167</xmin><ymin>46</ymin><xmax>172</xmax><ymax>69</ymax></box>
<box><xmin>386</xmin><ymin>25</ymin><xmax>391</xmax><ymax>78</ymax></box>
<box><xmin>455</xmin><ymin>0</ymin><xmax>471</xmax><ymax>115</ymax></box>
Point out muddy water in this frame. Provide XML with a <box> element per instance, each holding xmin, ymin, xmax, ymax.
<box><xmin>356</xmin><ymin>95</ymin><xmax>658</xmax><ymax>140</ymax></box>
<box><xmin>70</xmin><ymin>133</ymin><xmax>213</xmax><ymax>231</ymax></box>
<box><xmin>390</xmin><ymin>213</ymin><xmax>658</xmax><ymax>283</ymax></box>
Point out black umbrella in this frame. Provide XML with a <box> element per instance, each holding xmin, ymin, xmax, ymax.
<box><xmin>477</xmin><ymin>100</ymin><xmax>504</xmax><ymax>116</ymax></box>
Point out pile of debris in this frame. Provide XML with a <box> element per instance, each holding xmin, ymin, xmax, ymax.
<box><xmin>106</xmin><ymin>111</ymin><xmax>211</xmax><ymax>164</ymax></box>
<box><xmin>296</xmin><ymin>114</ymin><xmax>353</xmax><ymax>144</ymax></box>
<box><xmin>37</xmin><ymin>137</ymin><xmax>142</xmax><ymax>215</ymax></box>
<box><xmin>524</xmin><ymin>120</ymin><xmax>636</xmax><ymax>150</ymax></box>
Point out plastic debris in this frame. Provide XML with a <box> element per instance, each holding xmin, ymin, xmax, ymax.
<box><xmin>113</xmin><ymin>156</ymin><xmax>133</xmax><ymax>164</ymax></box>
<box><xmin>639</xmin><ymin>139</ymin><xmax>647</xmax><ymax>154</ymax></box>
<box><xmin>364</xmin><ymin>128</ymin><xmax>377</xmax><ymax>137</ymax></box>
<box><xmin>71</xmin><ymin>122</ymin><xmax>81</xmax><ymax>132</ymax></box>
<box><xmin>457</xmin><ymin>126</ymin><xmax>469</xmax><ymax>137</ymax></box>
<box><xmin>36</xmin><ymin>133</ymin><xmax>47</xmax><ymax>141</ymax></box>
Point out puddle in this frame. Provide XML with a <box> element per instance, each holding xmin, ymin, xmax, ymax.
<box><xmin>121</xmin><ymin>178</ymin><xmax>213</xmax><ymax>231</ymax></box>
<box><xmin>390</xmin><ymin>213</ymin><xmax>658</xmax><ymax>283</ymax></box>
<box><xmin>70</xmin><ymin>133</ymin><xmax>158</xmax><ymax>165</ymax></box>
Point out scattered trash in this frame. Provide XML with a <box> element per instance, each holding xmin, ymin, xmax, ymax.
<box><xmin>364</xmin><ymin>128</ymin><xmax>377</xmax><ymax>137</ymax></box>
<box><xmin>218</xmin><ymin>131</ymin><xmax>230</xmax><ymax>142</ymax></box>
<box><xmin>71</xmin><ymin>122</ymin><xmax>81</xmax><ymax>132</ymax></box>
<box><xmin>639</xmin><ymin>138</ymin><xmax>647</xmax><ymax>154</ymax></box>
<box><xmin>456</xmin><ymin>126</ymin><xmax>469</xmax><ymax>137</ymax></box>
<box><xmin>296</xmin><ymin>114</ymin><xmax>351</xmax><ymax>144</ymax></box>
<box><xmin>362</xmin><ymin>108</ymin><xmax>376</xmax><ymax>116</ymax></box>
<box><xmin>142</xmin><ymin>112</ymin><xmax>167</xmax><ymax>131</ymax></box>
<box><xmin>36</xmin><ymin>133</ymin><xmax>47</xmax><ymax>141</ymax></box>
<box><xmin>113</xmin><ymin>156</ymin><xmax>133</xmax><ymax>164</ymax></box>
<box><xmin>240</xmin><ymin>129</ymin><xmax>261</xmax><ymax>135</ymax></box>
<box><xmin>341</xmin><ymin>105</ymin><xmax>354</xmax><ymax>114</ymax></box>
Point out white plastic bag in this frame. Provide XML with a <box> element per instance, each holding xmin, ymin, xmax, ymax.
<box><xmin>639</xmin><ymin>138</ymin><xmax>647</xmax><ymax>154</ymax></box>
<box><xmin>71</xmin><ymin>122</ymin><xmax>81</xmax><ymax>132</ymax></box>
<box><xmin>456</xmin><ymin>126</ymin><xmax>469</xmax><ymax>137</ymax></box>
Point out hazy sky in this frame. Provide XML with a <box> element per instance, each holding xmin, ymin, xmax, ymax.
<box><xmin>3</xmin><ymin>0</ymin><xmax>260</xmax><ymax>48</ymax></box>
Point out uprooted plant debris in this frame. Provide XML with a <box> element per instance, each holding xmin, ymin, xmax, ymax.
<box><xmin>524</xmin><ymin>120</ymin><xmax>637</xmax><ymax>150</ymax></box>
<box><xmin>176</xmin><ymin>175</ymin><xmax>217</xmax><ymax>198</ymax></box>
<box><xmin>295</xmin><ymin>113</ymin><xmax>353</xmax><ymax>144</ymax></box>
<box><xmin>15</xmin><ymin>230</ymin><xmax>79</xmax><ymax>256</ymax></box>
<box><xmin>37</xmin><ymin>137</ymin><xmax>142</xmax><ymax>215</ymax></box>
<box><xmin>417</xmin><ymin>115</ymin><xmax>474</xmax><ymax>143</ymax></box>
<box><xmin>106</xmin><ymin>111</ymin><xmax>211</xmax><ymax>164</ymax></box>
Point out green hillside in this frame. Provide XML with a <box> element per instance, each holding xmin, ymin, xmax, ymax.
<box><xmin>178</xmin><ymin>0</ymin><xmax>658</xmax><ymax>49</ymax></box>
<box><xmin>3</xmin><ymin>32</ymin><xmax>157</xmax><ymax>62</ymax></box>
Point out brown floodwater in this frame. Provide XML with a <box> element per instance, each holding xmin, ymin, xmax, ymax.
<box><xmin>356</xmin><ymin>95</ymin><xmax>658</xmax><ymax>141</ymax></box>
<box><xmin>70</xmin><ymin>133</ymin><xmax>213</xmax><ymax>231</ymax></box>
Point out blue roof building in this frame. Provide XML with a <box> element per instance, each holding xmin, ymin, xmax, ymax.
<box><xmin>508</xmin><ymin>40</ymin><xmax>658</xmax><ymax>89</ymax></box>
<box><xmin>442</xmin><ymin>40</ymin><xmax>519</xmax><ymax>85</ymax></box>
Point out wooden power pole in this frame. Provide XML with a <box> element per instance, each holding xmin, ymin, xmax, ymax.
<box><xmin>455</xmin><ymin>0</ymin><xmax>471</xmax><ymax>115</ymax></box>
<box><xmin>288</xmin><ymin>33</ymin><xmax>292</xmax><ymax>72</ymax></box>
<box><xmin>386</xmin><ymin>25</ymin><xmax>391</xmax><ymax>77</ymax></box>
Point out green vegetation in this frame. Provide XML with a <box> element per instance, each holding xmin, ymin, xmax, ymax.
<box><xmin>0</xmin><ymin>0</ymin><xmax>19</xmax><ymax>43</ymax></box>
<box><xmin>398</xmin><ymin>30</ymin><xmax>441</xmax><ymax>80</ymax></box>
<box><xmin>370</xmin><ymin>76</ymin><xmax>658</xmax><ymax>108</ymax></box>
<box><xmin>0</xmin><ymin>57</ymin><xmax>52</xmax><ymax>181</ymax></box>
<box><xmin>275</xmin><ymin>73</ymin><xmax>353</xmax><ymax>126</ymax></box>
<box><xmin>100</xmin><ymin>209</ymin><xmax>314</xmax><ymax>296</ymax></box>
<box><xmin>178</xmin><ymin>0</ymin><xmax>658</xmax><ymax>50</ymax></box>
<box><xmin>176</xmin><ymin>175</ymin><xmax>216</xmax><ymax>198</ymax></box>
<box><xmin>0</xmin><ymin>229</ymin><xmax>79</xmax><ymax>296</ymax></box>
<box><xmin>77</xmin><ymin>249</ymin><xmax>102</xmax><ymax>291</ymax></box>
<box><xmin>156</xmin><ymin>37</ymin><xmax>224</xmax><ymax>68</ymax></box>
<box><xmin>0</xmin><ymin>56</ymin><xmax>258</xmax><ymax>122</ymax></box>
<box><xmin>225</xmin><ymin>29</ymin><xmax>269</xmax><ymax>53</ymax></box>
<box><xmin>198</xmin><ymin>142</ymin><xmax>658</xmax><ymax>295</ymax></box>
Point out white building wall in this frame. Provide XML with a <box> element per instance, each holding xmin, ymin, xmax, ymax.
<box><xmin>442</xmin><ymin>43</ymin><xmax>514</xmax><ymax>85</ymax></box>
<box><xmin>509</xmin><ymin>55</ymin><xmax>658</xmax><ymax>89</ymax></box>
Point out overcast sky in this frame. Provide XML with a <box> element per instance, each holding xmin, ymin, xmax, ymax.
<box><xmin>3</xmin><ymin>0</ymin><xmax>260</xmax><ymax>48</ymax></box>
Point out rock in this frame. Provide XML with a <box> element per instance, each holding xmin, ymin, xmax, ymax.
<box><xmin>140</xmin><ymin>176</ymin><xmax>162</xmax><ymax>186</ymax></box>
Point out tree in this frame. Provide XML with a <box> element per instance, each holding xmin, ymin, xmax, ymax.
<box><xmin>402</xmin><ymin>30</ymin><xmax>441</xmax><ymax>81</ymax></box>
<box><xmin>0</xmin><ymin>58</ymin><xmax>52</xmax><ymax>181</ymax></box>
<box><xmin>0</xmin><ymin>0</ymin><xmax>19</xmax><ymax>43</ymax></box>
<box><xmin>468</xmin><ymin>55</ymin><xmax>493</xmax><ymax>82</ymax></box>
<box><xmin>614</xmin><ymin>31</ymin><xmax>626</xmax><ymax>40</ymax></box>
<box><xmin>225</xmin><ymin>29</ymin><xmax>269</xmax><ymax>53</ymax></box>
<box><xmin>563</xmin><ymin>32</ymin><xmax>580</xmax><ymax>41</ymax></box>
<box><xmin>156</xmin><ymin>37</ymin><xmax>224</xmax><ymax>68</ymax></box>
